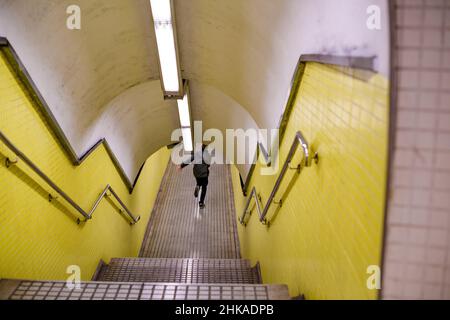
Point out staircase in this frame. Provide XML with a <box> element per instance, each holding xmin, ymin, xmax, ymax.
<box><xmin>94</xmin><ymin>258</ymin><xmax>262</xmax><ymax>284</ymax></box>
<box><xmin>0</xmin><ymin>164</ymin><xmax>291</xmax><ymax>300</ymax></box>
<box><xmin>0</xmin><ymin>256</ymin><xmax>289</xmax><ymax>300</ymax></box>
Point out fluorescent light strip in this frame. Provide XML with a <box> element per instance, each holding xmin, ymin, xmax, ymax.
<box><xmin>177</xmin><ymin>94</ymin><xmax>191</xmax><ymax>127</ymax></box>
<box><xmin>181</xmin><ymin>127</ymin><xmax>193</xmax><ymax>152</ymax></box>
<box><xmin>150</xmin><ymin>0</ymin><xmax>180</xmax><ymax>93</ymax></box>
<box><xmin>149</xmin><ymin>0</ymin><xmax>171</xmax><ymax>20</ymax></box>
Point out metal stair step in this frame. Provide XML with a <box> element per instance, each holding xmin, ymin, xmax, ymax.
<box><xmin>109</xmin><ymin>257</ymin><xmax>252</xmax><ymax>269</ymax></box>
<box><xmin>0</xmin><ymin>279</ymin><xmax>290</xmax><ymax>300</ymax></box>
<box><xmin>96</xmin><ymin>258</ymin><xmax>261</xmax><ymax>284</ymax></box>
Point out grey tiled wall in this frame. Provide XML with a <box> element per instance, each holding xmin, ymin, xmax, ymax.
<box><xmin>383</xmin><ymin>0</ymin><xmax>450</xmax><ymax>299</ymax></box>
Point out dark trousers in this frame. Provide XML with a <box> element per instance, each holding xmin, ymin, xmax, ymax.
<box><xmin>195</xmin><ymin>177</ymin><xmax>209</xmax><ymax>203</ymax></box>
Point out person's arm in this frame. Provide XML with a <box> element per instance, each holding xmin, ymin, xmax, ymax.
<box><xmin>178</xmin><ymin>153</ymin><xmax>195</xmax><ymax>170</ymax></box>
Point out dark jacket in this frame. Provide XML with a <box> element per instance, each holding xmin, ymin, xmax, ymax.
<box><xmin>181</xmin><ymin>147</ymin><xmax>211</xmax><ymax>178</ymax></box>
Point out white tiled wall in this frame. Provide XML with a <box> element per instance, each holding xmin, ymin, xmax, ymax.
<box><xmin>383</xmin><ymin>0</ymin><xmax>450</xmax><ymax>299</ymax></box>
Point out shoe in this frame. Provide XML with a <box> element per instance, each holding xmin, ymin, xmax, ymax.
<box><xmin>199</xmin><ymin>202</ymin><xmax>205</xmax><ymax>209</ymax></box>
<box><xmin>194</xmin><ymin>186</ymin><xmax>200</xmax><ymax>198</ymax></box>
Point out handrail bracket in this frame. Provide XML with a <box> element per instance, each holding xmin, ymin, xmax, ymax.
<box><xmin>5</xmin><ymin>157</ymin><xmax>18</xmax><ymax>168</ymax></box>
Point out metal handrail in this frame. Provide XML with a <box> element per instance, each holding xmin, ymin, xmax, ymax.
<box><xmin>238</xmin><ymin>186</ymin><xmax>263</xmax><ymax>226</ymax></box>
<box><xmin>239</xmin><ymin>131</ymin><xmax>317</xmax><ymax>226</ymax></box>
<box><xmin>0</xmin><ymin>130</ymin><xmax>140</xmax><ymax>225</ymax></box>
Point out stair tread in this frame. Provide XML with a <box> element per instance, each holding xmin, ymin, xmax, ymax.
<box><xmin>1</xmin><ymin>279</ymin><xmax>290</xmax><ymax>300</ymax></box>
<box><xmin>98</xmin><ymin>263</ymin><xmax>261</xmax><ymax>284</ymax></box>
<box><xmin>109</xmin><ymin>257</ymin><xmax>252</xmax><ymax>268</ymax></box>
<box><xmin>93</xmin><ymin>257</ymin><xmax>262</xmax><ymax>284</ymax></box>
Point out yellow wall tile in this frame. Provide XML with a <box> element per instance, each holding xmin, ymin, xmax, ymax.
<box><xmin>232</xmin><ymin>62</ymin><xmax>389</xmax><ymax>300</ymax></box>
<box><xmin>0</xmin><ymin>50</ymin><xmax>170</xmax><ymax>281</ymax></box>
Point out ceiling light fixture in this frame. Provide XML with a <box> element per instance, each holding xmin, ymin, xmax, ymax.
<box><xmin>181</xmin><ymin>127</ymin><xmax>193</xmax><ymax>152</ymax></box>
<box><xmin>149</xmin><ymin>0</ymin><xmax>183</xmax><ymax>98</ymax></box>
<box><xmin>177</xmin><ymin>90</ymin><xmax>191</xmax><ymax>127</ymax></box>
<box><xmin>177</xmin><ymin>81</ymin><xmax>193</xmax><ymax>152</ymax></box>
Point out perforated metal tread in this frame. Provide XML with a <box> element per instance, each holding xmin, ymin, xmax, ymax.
<box><xmin>96</xmin><ymin>258</ymin><xmax>261</xmax><ymax>284</ymax></box>
<box><xmin>139</xmin><ymin>163</ymin><xmax>240</xmax><ymax>259</ymax></box>
<box><xmin>0</xmin><ymin>280</ymin><xmax>290</xmax><ymax>300</ymax></box>
<box><xmin>109</xmin><ymin>257</ymin><xmax>251</xmax><ymax>268</ymax></box>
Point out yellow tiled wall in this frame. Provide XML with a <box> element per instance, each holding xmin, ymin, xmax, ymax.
<box><xmin>232</xmin><ymin>62</ymin><xmax>389</xmax><ymax>299</ymax></box>
<box><xmin>0</xmin><ymin>50</ymin><xmax>170</xmax><ymax>281</ymax></box>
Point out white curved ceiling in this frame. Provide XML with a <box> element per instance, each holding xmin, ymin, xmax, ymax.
<box><xmin>190</xmin><ymin>81</ymin><xmax>259</xmax><ymax>178</ymax></box>
<box><xmin>175</xmin><ymin>0</ymin><xmax>390</xmax><ymax>131</ymax></box>
<box><xmin>88</xmin><ymin>80</ymin><xmax>179</xmax><ymax>180</ymax></box>
<box><xmin>0</xmin><ymin>0</ymin><xmax>389</xmax><ymax>183</ymax></box>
